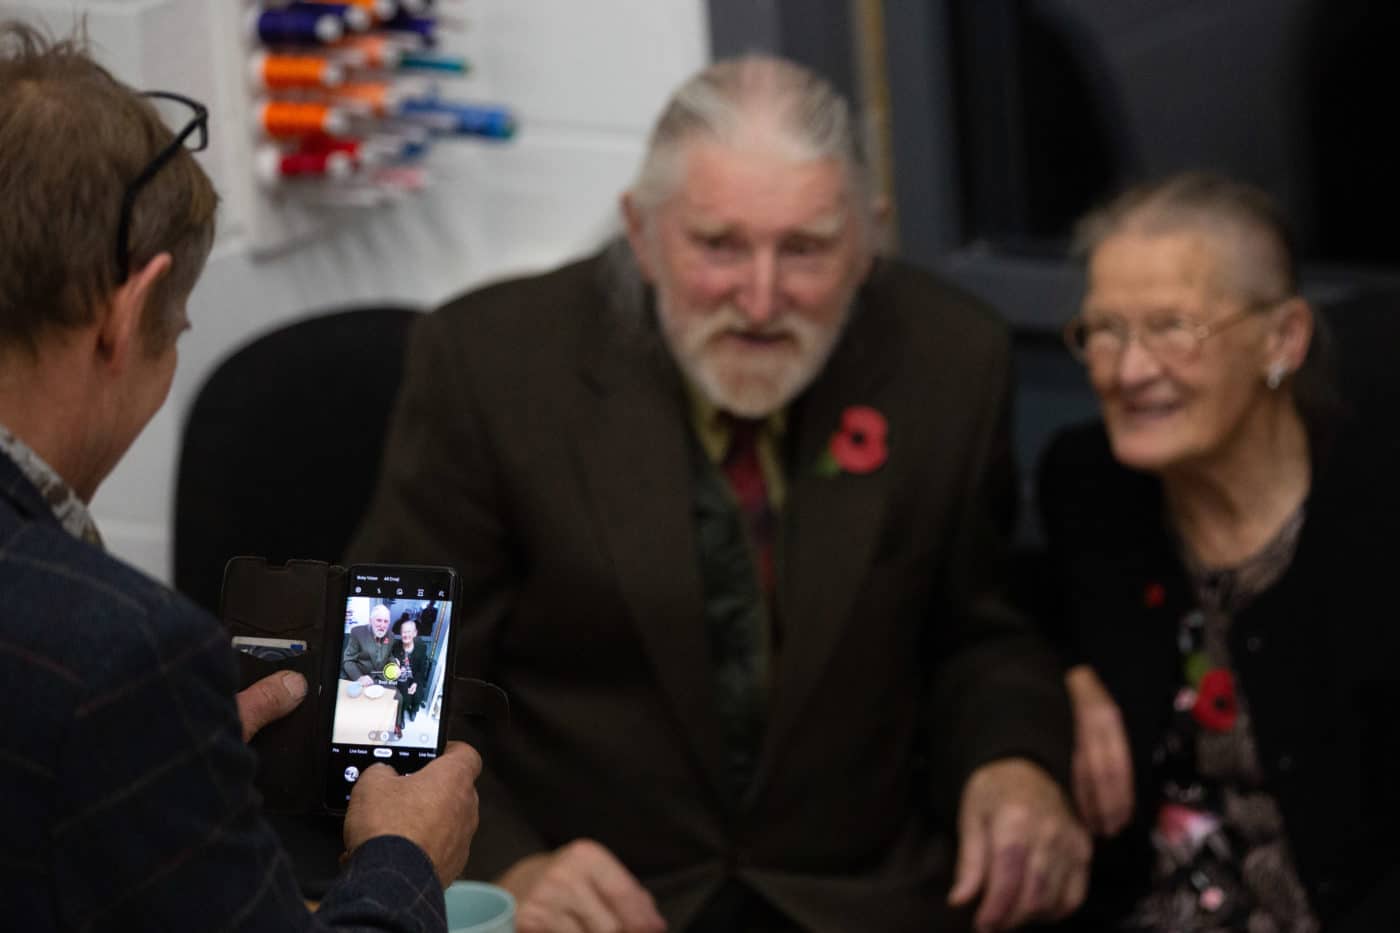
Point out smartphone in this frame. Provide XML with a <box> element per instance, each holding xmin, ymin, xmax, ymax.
<box><xmin>324</xmin><ymin>563</ymin><xmax>458</xmax><ymax>811</ymax></box>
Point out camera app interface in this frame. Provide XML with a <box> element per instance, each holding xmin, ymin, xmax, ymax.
<box><xmin>327</xmin><ymin>566</ymin><xmax>454</xmax><ymax>808</ymax></box>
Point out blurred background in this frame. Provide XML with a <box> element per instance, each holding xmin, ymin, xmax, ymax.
<box><xmin>5</xmin><ymin>0</ymin><xmax>1395</xmax><ymax>590</ymax></box>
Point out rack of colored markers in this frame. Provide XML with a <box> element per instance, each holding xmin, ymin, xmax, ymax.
<box><xmin>247</xmin><ymin>0</ymin><xmax>516</xmax><ymax>203</ymax></box>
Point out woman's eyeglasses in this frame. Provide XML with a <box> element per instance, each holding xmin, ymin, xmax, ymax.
<box><xmin>1062</xmin><ymin>300</ymin><xmax>1284</xmax><ymax>366</ymax></box>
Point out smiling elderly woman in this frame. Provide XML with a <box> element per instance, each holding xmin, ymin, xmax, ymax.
<box><xmin>1034</xmin><ymin>172</ymin><xmax>1400</xmax><ymax>932</ymax></box>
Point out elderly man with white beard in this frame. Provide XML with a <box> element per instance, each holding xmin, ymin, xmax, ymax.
<box><xmin>348</xmin><ymin>55</ymin><xmax>1087</xmax><ymax>933</ymax></box>
<box><xmin>342</xmin><ymin>602</ymin><xmax>396</xmax><ymax>683</ymax></box>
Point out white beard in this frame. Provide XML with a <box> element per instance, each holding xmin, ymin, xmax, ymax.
<box><xmin>655</xmin><ymin>298</ymin><xmax>849</xmax><ymax>418</ymax></box>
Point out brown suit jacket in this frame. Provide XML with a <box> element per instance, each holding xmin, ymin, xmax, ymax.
<box><xmin>347</xmin><ymin>247</ymin><xmax>1071</xmax><ymax>932</ymax></box>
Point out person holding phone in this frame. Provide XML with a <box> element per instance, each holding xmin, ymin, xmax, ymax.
<box><xmin>0</xmin><ymin>22</ymin><xmax>481</xmax><ymax>930</ymax></box>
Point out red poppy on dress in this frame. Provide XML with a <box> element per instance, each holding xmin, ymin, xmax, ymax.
<box><xmin>1192</xmin><ymin>668</ymin><xmax>1238</xmax><ymax>732</ymax></box>
<box><xmin>828</xmin><ymin>405</ymin><xmax>888</xmax><ymax>474</ymax></box>
<box><xmin>1144</xmin><ymin>582</ymin><xmax>1166</xmax><ymax>608</ymax></box>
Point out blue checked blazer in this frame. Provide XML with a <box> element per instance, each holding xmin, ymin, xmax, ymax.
<box><xmin>0</xmin><ymin>449</ymin><xmax>449</xmax><ymax>932</ymax></box>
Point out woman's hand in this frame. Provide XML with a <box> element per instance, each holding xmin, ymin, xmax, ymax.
<box><xmin>408</xmin><ymin>683</ymin><xmax>417</xmax><ymax>695</ymax></box>
<box><xmin>1065</xmin><ymin>665</ymin><xmax>1134</xmax><ymax>837</ymax></box>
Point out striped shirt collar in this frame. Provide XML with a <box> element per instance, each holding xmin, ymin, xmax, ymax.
<box><xmin>0</xmin><ymin>423</ymin><xmax>103</xmax><ymax>548</ymax></box>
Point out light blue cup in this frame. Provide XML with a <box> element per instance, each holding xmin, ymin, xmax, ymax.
<box><xmin>445</xmin><ymin>881</ymin><xmax>515</xmax><ymax>933</ymax></box>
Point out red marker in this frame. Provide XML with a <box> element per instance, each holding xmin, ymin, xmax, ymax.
<box><xmin>256</xmin><ymin>146</ymin><xmax>357</xmax><ymax>184</ymax></box>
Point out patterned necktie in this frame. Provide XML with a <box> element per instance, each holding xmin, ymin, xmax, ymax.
<box><xmin>709</xmin><ymin>415</ymin><xmax>775</xmax><ymax>800</ymax></box>
<box><xmin>721</xmin><ymin>417</ymin><xmax>776</xmax><ymax>600</ymax></box>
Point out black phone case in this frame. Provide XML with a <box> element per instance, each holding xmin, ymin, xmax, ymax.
<box><xmin>220</xmin><ymin>557</ymin><xmax>509</xmax><ymax>895</ymax></box>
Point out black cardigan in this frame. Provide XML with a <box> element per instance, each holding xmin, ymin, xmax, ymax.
<box><xmin>1035</xmin><ymin>416</ymin><xmax>1400</xmax><ymax>931</ymax></box>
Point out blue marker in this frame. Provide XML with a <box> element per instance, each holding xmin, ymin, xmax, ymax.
<box><xmin>399</xmin><ymin>99</ymin><xmax>517</xmax><ymax>139</ymax></box>
<box><xmin>396</xmin><ymin>133</ymin><xmax>432</xmax><ymax>160</ymax></box>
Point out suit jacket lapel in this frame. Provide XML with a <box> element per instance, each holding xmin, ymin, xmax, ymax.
<box><xmin>571</xmin><ymin>282</ymin><xmax>732</xmax><ymax>804</ymax></box>
<box><xmin>755</xmin><ymin>283</ymin><xmax>905</xmax><ymax>791</ymax></box>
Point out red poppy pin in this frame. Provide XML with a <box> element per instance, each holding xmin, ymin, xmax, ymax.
<box><xmin>1192</xmin><ymin>668</ymin><xmax>1239</xmax><ymax>732</ymax></box>
<box><xmin>816</xmin><ymin>405</ymin><xmax>889</xmax><ymax>476</ymax></box>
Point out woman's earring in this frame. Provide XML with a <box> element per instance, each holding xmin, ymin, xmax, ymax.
<box><xmin>1266</xmin><ymin>361</ymin><xmax>1287</xmax><ymax>390</ymax></box>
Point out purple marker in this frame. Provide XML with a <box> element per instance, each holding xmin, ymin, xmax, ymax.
<box><xmin>286</xmin><ymin>2</ymin><xmax>371</xmax><ymax>34</ymax></box>
<box><xmin>381</xmin><ymin>11</ymin><xmax>437</xmax><ymax>45</ymax></box>
<box><xmin>251</xmin><ymin>8</ymin><xmax>345</xmax><ymax>45</ymax></box>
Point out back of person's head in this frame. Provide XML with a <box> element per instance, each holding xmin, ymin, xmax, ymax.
<box><xmin>0</xmin><ymin>20</ymin><xmax>217</xmax><ymax>356</ymax></box>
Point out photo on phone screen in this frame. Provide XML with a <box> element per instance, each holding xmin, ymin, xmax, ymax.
<box><xmin>325</xmin><ymin>564</ymin><xmax>457</xmax><ymax>810</ymax></box>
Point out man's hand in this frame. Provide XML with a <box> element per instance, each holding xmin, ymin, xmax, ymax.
<box><xmin>358</xmin><ymin>675</ymin><xmax>374</xmax><ymax>686</ymax></box>
<box><xmin>499</xmin><ymin>839</ymin><xmax>667</xmax><ymax>933</ymax></box>
<box><xmin>235</xmin><ymin>670</ymin><xmax>307</xmax><ymax>742</ymax></box>
<box><xmin>948</xmin><ymin>758</ymin><xmax>1091</xmax><ymax>932</ymax></box>
<box><xmin>343</xmin><ymin>741</ymin><xmax>483</xmax><ymax>887</ymax></box>
<box><xmin>1065</xmin><ymin>664</ymin><xmax>1134</xmax><ymax>836</ymax></box>
<box><xmin>408</xmin><ymin>683</ymin><xmax>418</xmax><ymax>695</ymax></box>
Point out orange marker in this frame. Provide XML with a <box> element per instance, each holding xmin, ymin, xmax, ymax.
<box><xmin>328</xmin><ymin>82</ymin><xmax>407</xmax><ymax>118</ymax></box>
<box><xmin>258</xmin><ymin>101</ymin><xmax>351</xmax><ymax>138</ymax></box>
<box><xmin>250</xmin><ymin>52</ymin><xmax>345</xmax><ymax>90</ymax></box>
<box><xmin>333</xmin><ymin>34</ymin><xmax>408</xmax><ymax>70</ymax></box>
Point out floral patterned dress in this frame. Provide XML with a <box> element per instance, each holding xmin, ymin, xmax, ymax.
<box><xmin>1124</xmin><ymin>506</ymin><xmax>1320</xmax><ymax>933</ymax></box>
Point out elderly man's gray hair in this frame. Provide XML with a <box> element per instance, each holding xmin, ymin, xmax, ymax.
<box><xmin>628</xmin><ymin>55</ymin><xmax>872</xmax><ymax>223</ymax></box>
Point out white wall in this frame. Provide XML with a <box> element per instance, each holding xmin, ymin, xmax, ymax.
<box><xmin>4</xmin><ymin>0</ymin><xmax>710</xmax><ymax>582</ymax></box>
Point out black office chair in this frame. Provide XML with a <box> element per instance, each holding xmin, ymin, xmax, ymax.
<box><xmin>174</xmin><ymin>306</ymin><xmax>422</xmax><ymax>615</ymax></box>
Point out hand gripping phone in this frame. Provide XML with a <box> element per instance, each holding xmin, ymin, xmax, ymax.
<box><xmin>222</xmin><ymin>557</ymin><xmax>506</xmax><ymax>895</ymax></box>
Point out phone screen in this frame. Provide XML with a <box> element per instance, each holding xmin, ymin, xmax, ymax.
<box><xmin>324</xmin><ymin>564</ymin><xmax>457</xmax><ymax>811</ymax></box>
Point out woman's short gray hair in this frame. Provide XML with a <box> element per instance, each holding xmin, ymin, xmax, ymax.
<box><xmin>1072</xmin><ymin>171</ymin><xmax>1299</xmax><ymax>305</ymax></box>
<box><xmin>629</xmin><ymin>55</ymin><xmax>871</xmax><ymax>225</ymax></box>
